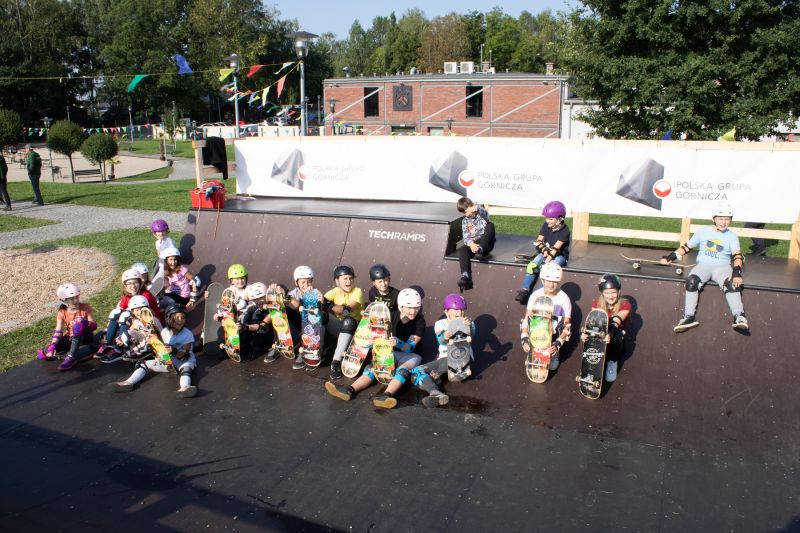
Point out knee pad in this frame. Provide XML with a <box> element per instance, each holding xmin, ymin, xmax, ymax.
<box><xmin>179</xmin><ymin>366</ymin><xmax>194</xmax><ymax>378</ymax></box>
<box><xmin>393</xmin><ymin>366</ymin><xmax>411</xmax><ymax>384</ymax></box>
<box><xmin>134</xmin><ymin>360</ymin><xmax>150</xmax><ymax>373</ymax></box>
<box><xmin>686</xmin><ymin>274</ymin><xmax>702</xmax><ymax>292</ymax></box>
<box><xmin>108</xmin><ymin>308</ymin><xmax>122</xmax><ymax>320</ymax></box>
<box><xmin>411</xmin><ymin>367</ymin><xmax>428</xmax><ymax>386</ymax></box>
<box><xmin>118</xmin><ymin>310</ymin><xmax>131</xmax><ymax>323</ymax></box>
<box><xmin>363</xmin><ymin>366</ymin><xmax>375</xmax><ymax>381</ymax></box>
<box><xmin>341</xmin><ymin>316</ymin><xmax>358</xmax><ymax>335</ymax></box>
<box><xmin>722</xmin><ymin>279</ymin><xmax>741</xmax><ymax>293</ymax></box>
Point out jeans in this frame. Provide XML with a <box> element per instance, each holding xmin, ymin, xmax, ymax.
<box><xmin>29</xmin><ymin>173</ymin><xmax>43</xmax><ymax>204</ymax></box>
<box><xmin>520</xmin><ymin>254</ymin><xmax>567</xmax><ymax>291</ymax></box>
<box><xmin>458</xmin><ymin>221</ymin><xmax>496</xmax><ymax>275</ymax></box>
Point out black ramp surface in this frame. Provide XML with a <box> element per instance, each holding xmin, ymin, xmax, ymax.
<box><xmin>2</xmin><ymin>200</ymin><xmax>799</xmax><ymax>532</ymax></box>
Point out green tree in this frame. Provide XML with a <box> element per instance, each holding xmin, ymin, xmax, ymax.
<box><xmin>484</xmin><ymin>8</ymin><xmax>522</xmax><ymax>72</ymax></box>
<box><xmin>80</xmin><ymin>133</ymin><xmax>118</xmax><ymax>182</ymax></box>
<box><xmin>417</xmin><ymin>14</ymin><xmax>471</xmax><ymax>73</ymax></box>
<box><xmin>0</xmin><ymin>109</ymin><xmax>23</xmax><ymax>150</ymax></box>
<box><xmin>461</xmin><ymin>11</ymin><xmax>486</xmax><ymax>65</ymax></box>
<box><xmin>47</xmin><ymin>120</ymin><xmax>85</xmax><ymax>183</ymax></box>
<box><xmin>388</xmin><ymin>9</ymin><xmax>426</xmax><ymax>73</ymax></box>
<box><xmin>565</xmin><ymin>0</ymin><xmax>800</xmax><ymax>140</ymax></box>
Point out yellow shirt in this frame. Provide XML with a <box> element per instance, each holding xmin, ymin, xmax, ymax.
<box><xmin>324</xmin><ymin>287</ymin><xmax>364</xmax><ymax>321</ymax></box>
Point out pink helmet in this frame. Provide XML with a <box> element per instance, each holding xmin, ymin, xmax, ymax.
<box><xmin>443</xmin><ymin>293</ymin><xmax>467</xmax><ymax>310</ymax></box>
<box><xmin>542</xmin><ymin>200</ymin><xmax>566</xmax><ymax>218</ymax></box>
<box><xmin>398</xmin><ymin>288</ymin><xmax>422</xmax><ymax>308</ymax></box>
<box><xmin>151</xmin><ymin>219</ymin><xmax>169</xmax><ymax>232</ymax></box>
<box><xmin>57</xmin><ymin>283</ymin><xmax>80</xmax><ymax>300</ymax></box>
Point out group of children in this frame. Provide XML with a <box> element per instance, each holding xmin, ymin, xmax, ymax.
<box><xmin>36</xmin><ymin>198</ymin><xmax>752</xmax><ymax>404</ymax></box>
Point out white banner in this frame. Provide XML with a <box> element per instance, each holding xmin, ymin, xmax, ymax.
<box><xmin>235</xmin><ymin>137</ymin><xmax>800</xmax><ymax>223</ymax></box>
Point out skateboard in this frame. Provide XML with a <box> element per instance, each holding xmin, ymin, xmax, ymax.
<box><xmin>341</xmin><ymin>302</ymin><xmax>391</xmax><ymax>378</ymax></box>
<box><xmin>299</xmin><ymin>289</ymin><xmax>323</xmax><ymax>367</ymax></box>
<box><xmin>576</xmin><ymin>309</ymin><xmax>608</xmax><ymax>400</ymax></box>
<box><xmin>620</xmin><ymin>253</ymin><xmax>695</xmax><ymax>276</ymax></box>
<box><xmin>513</xmin><ymin>252</ymin><xmax>534</xmax><ymax>263</ymax></box>
<box><xmin>201</xmin><ymin>282</ymin><xmax>225</xmax><ymax>358</ymax></box>
<box><xmin>446</xmin><ymin>317</ymin><xmax>473</xmax><ymax>382</ymax></box>
<box><xmin>266</xmin><ymin>287</ymin><xmax>294</xmax><ymax>358</ymax></box>
<box><xmin>138</xmin><ymin>307</ymin><xmax>172</xmax><ymax>365</ymax></box>
<box><xmin>372</xmin><ymin>337</ymin><xmax>395</xmax><ymax>385</ymax></box>
<box><xmin>525</xmin><ymin>295</ymin><xmax>554</xmax><ymax>383</ymax></box>
<box><xmin>218</xmin><ymin>287</ymin><xmax>241</xmax><ymax>362</ymax></box>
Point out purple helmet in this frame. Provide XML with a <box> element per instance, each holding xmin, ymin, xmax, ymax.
<box><xmin>542</xmin><ymin>201</ymin><xmax>566</xmax><ymax>218</ymax></box>
<box><xmin>151</xmin><ymin>219</ymin><xmax>169</xmax><ymax>233</ymax></box>
<box><xmin>443</xmin><ymin>293</ymin><xmax>467</xmax><ymax>310</ymax></box>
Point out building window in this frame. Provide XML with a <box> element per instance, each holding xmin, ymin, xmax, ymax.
<box><xmin>466</xmin><ymin>86</ymin><xmax>483</xmax><ymax>118</ymax></box>
<box><xmin>364</xmin><ymin>87</ymin><xmax>380</xmax><ymax>117</ymax></box>
<box><xmin>428</xmin><ymin>127</ymin><xmax>444</xmax><ymax>136</ymax></box>
<box><xmin>391</xmin><ymin>125</ymin><xmax>416</xmax><ymax>135</ymax></box>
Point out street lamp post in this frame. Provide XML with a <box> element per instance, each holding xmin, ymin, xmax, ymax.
<box><xmin>289</xmin><ymin>31</ymin><xmax>319</xmax><ymax>137</ymax></box>
<box><xmin>225</xmin><ymin>53</ymin><xmax>241</xmax><ymax>138</ymax></box>
<box><xmin>43</xmin><ymin>117</ymin><xmax>54</xmax><ymax>181</ymax></box>
<box><xmin>316</xmin><ymin>95</ymin><xmax>321</xmax><ymax>130</ymax></box>
<box><xmin>328</xmin><ymin>98</ymin><xmax>337</xmax><ymax>136</ymax></box>
<box><xmin>446</xmin><ymin>117</ymin><xmax>454</xmax><ymax>133</ymax></box>
<box><xmin>128</xmin><ymin>105</ymin><xmax>134</xmax><ymax>151</ymax></box>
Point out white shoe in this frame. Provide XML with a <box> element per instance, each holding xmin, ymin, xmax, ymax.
<box><xmin>605</xmin><ymin>360</ymin><xmax>618</xmax><ymax>382</ymax></box>
<box><xmin>548</xmin><ymin>354</ymin><xmax>559</xmax><ymax>371</ymax></box>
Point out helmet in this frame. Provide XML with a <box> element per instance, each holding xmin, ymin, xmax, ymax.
<box><xmin>159</xmin><ymin>246</ymin><xmax>181</xmax><ymax>260</ymax></box>
<box><xmin>151</xmin><ymin>219</ymin><xmax>169</xmax><ymax>232</ymax></box>
<box><xmin>369</xmin><ymin>264</ymin><xmax>391</xmax><ymax>281</ymax></box>
<box><xmin>542</xmin><ymin>200</ymin><xmax>567</xmax><ymax>218</ymax></box>
<box><xmin>540</xmin><ymin>262</ymin><xmax>563</xmax><ymax>282</ymax></box>
<box><xmin>227</xmin><ymin>263</ymin><xmax>248</xmax><ymax>279</ymax></box>
<box><xmin>247</xmin><ymin>282</ymin><xmax>267</xmax><ymax>300</ymax></box>
<box><xmin>57</xmin><ymin>282</ymin><xmax>80</xmax><ymax>300</ymax></box>
<box><xmin>597</xmin><ymin>274</ymin><xmax>621</xmax><ymax>292</ymax></box>
<box><xmin>293</xmin><ymin>265</ymin><xmax>314</xmax><ymax>281</ymax></box>
<box><xmin>128</xmin><ymin>295</ymin><xmax>150</xmax><ymax>310</ymax></box>
<box><xmin>333</xmin><ymin>265</ymin><xmax>355</xmax><ymax>279</ymax></box>
<box><xmin>712</xmin><ymin>202</ymin><xmax>733</xmax><ymax>219</ymax></box>
<box><xmin>443</xmin><ymin>293</ymin><xmax>467</xmax><ymax>310</ymax></box>
<box><xmin>122</xmin><ymin>268</ymin><xmax>142</xmax><ymax>284</ymax></box>
<box><xmin>398</xmin><ymin>288</ymin><xmax>422</xmax><ymax>308</ymax></box>
<box><xmin>164</xmin><ymin>303</ymin><xmax>187</xmax><ymax>319</ymax></box>
<box><xmin>132</xmin><ymin>262</ymin><xmax>149</xmax><ymax>276</ymax></box>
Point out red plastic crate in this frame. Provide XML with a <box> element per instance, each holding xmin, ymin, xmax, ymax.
<box><xmin>190</xmin><ymin>188</ymin><xmax>225</xmax><ymax>209</ymax></box>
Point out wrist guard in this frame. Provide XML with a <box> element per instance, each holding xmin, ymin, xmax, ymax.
<box><xmin>50</xmin><ymin>329</ymin><xmax>62</xmax><ymax>344</ymax></box>
<box><xmin>663</xmin><ymin>251</ymin><xmax>678</xmax><ymax>262</ymax></box>
<box><xmin>732</xmin><ymin>266</ymin><xmax>743</xmax><ymax>278</ymax></box>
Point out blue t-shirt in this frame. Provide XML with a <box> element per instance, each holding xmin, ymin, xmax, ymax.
<box><xmin>688</xmin><ymin>226</ymin><xmax>741</xmax><ymax>266</ymax></box>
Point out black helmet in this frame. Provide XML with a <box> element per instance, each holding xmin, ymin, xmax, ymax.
<box><xmin>369</xmin><ymin>264</ymin><xmax>391</xmax><ymax>281</ymax></box>
<box><xmin>597</xmin><ymin>274</ymin><xmax>621</xmax><ymax>292</ymax></box>
<box><xmin>333</xmin><ymin>265</ymin><xmax>355</xmax><ymax>278</ymax></box>
<box><xmin>164</xmin><ymin>303</ymin><xmax>187</xmax><ymax>319</ymax></box>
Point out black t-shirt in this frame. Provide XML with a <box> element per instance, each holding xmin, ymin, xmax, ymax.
<box><xmin>391</xmin><ymin>311</ymin><xmax>425</xmax><ymax>353</ymax></box>
<box><xmin>538</xmin><ymin>222</ymin><xmax>571</xmax><ymax>259</ymax></box>
<box><xmin>368</xmin><ymin>286</ymin><xmax>399</xmax><ymax>313</ymax></box>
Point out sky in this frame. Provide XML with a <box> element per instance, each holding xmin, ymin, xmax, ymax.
<box><xmin>272</xmin><ymin>0</ymin><xmax>577</xmax><ymax>40</ymax></box>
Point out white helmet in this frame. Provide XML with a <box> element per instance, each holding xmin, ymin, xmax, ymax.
<box><xmin>712</xmin><ymin>202</ymin><xmax>733</xmax><ymax>219</ymax></box>
<box><xmin>57</xmin><ymin>282</ymin><xmax>80</xmax><ymax>300</ymax></box>
<box><xmin>247</xmin><ymin>282</ymin><xmax>267</xmax><ymax>300</ymax></box>
<box><xmin>398</xmin><ymin>288</ymin><xmax>422</xmax><ymax>308</ymax></box>
<box><xmin>540</xmin><ymin>262</ymin><xmax>563</xmax><ymax>282</ymax></box>
<box><xmin>293</xmin><ymin>265</ymin><xmax>314</xmax><ymax>281</ymax></box>
<box><xmin>121</xmin><ymin>268</ymin><xmax>142</xmax><ymax>284</ymax></box>
<box><xmin>132</xmin><ymin>262</ymin><xmax>149</xmax><ymax>276</ymax></box>
<box><xmin>128</xmin><ymin>295</ymin><xmax>149</xmax><ymax>310</ymax></box>
<box><xmin>159</xmin><ymin>246</ymin><xmax>181</xmax><ymax>260</ymax></box>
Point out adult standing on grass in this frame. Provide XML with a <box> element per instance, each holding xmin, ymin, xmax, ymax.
<box><xmin>26</xmin><ymin>144</ymin><xmax>44</xmax><ymax>206</ymax></box>
<box><xmin>0</xmin><ymin>152</ymin><xmax>11</xmax><ymax>210</ymax></box>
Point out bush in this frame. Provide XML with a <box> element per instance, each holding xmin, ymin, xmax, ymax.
<box><xmin>80</xmin><ymin>134</ymin><xmax>118</xmax><ymax>165</ymax></box>
<box><xmin>0</xmin><ymin>109</ymin><xmax>23</xmax><ymax>150</ymax></box>
<box><xmin>48</xmin><ymin>120</ymin><xmax>85</xmax><ymax>182</ymax></box>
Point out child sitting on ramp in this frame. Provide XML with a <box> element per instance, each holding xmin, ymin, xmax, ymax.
<box><xmin>514</xmin><ymin>200</ymin><xmax>570</xmax><ymax>304</ymax></box>
<box><xmin>37</xmin><ymin>283</ymin><xmax>98</xmax><ymax>371</ymax></box>
<box><xmin>456</xmin><ymin>196</ymin><xmax>496</xmax><ymax>291</ymax></box>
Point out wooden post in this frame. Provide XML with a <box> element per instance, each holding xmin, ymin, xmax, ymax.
<box><xmin>572</xmin><ymin>211</ymin><xmax>590</xmax><ymax>242</ymax></box>
<box><xmin>789</xmin><ymin>212</ymin><xmax>800</xmax><ymax>262</ymax></box>
<box><xmin>679</xmin><ymin>217</ymin><xmax>692</xmax><ymax>244</ymax></box>
<box><xmin>192</xmin><ymin>140</ymin><xmax>205</xmax><ymax>188</ymax></box>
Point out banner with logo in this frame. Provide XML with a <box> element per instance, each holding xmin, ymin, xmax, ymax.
<box><xmin>235</xmin><ymin>137</ymin><xmax>800</xmax><ymax>223</ymax></box>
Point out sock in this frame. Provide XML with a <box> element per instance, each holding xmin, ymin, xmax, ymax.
<box><xmin>332</xmin><ymin>333</ymin><xmax>353</xmax><ymax>362</ymax></box>
<box><xmin>127</xmin><ymin>367</ymin><xmax>147</xmax><ymax>385</ymax></box>
<box><xmin>179</xmin><ymin>374</ymin><xmax>191</xmax><ymax>388</ymax></box>
<box><xmin>347</xmin><ymin>386</ymin><xmax>355</xmax><ymax>395</ymax></box>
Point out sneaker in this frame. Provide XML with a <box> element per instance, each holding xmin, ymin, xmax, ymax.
<box><xmin>58</xmin><ymin>355</ymin><xmax>78</xmax><ymax>371</ymax></box>
<box><xmin>514</xmin><ymin>289</ymin><xmax>529</xmax><ymax>303</ymax></box>
<box><xmin>421</xmin><ymin>390</ymin><xmax>449</xmax><ymax>408</ymax></box>
<box><xmin>673</xmin><ymin>315</ymin><xmax>699</xmax><ymax>333</ymax></box>
<box><xmin>100</xmin><ymin>348</ymin><xmax>124</xmax><ymax>364</ymax></box>
<box><xmin>2</xmin><ymin>206</ymin><xmax>11</xmax><ymax>211</ymax></box>
<box><xmin>111</xmin><ymin>382</ymin><xmax>134</xmax><ymax>393</ymax></box>
<box><xmin>324</xmin><ymin>381</ymin><xmax>353</xmax><ymax>401</ymax></box>
<box><xmin>457</xmin><ymin>275</ymin><xmax>473</xmax><ymax>290</ymax></box>
<box><xmin>292</xmin><ymin>354</ymin><xmax>306</xmax><ymax>370</ymax></box>
<box><xmin>732</xmin><ymin>314</ymin><xmax>749</xmax><ymax>331</ymax></box>
<box><xmin>263</xmin><ymin>347</ymin><xmax>280</xmax><ymax>363</ymax></box>
<box><xmin>36</xmin><ymin>348</ymin><xmax>56</xmax><ymax>361</ymax></box>
<box><xmin>372</xmin><ymin>393</ymin><xmax>397</xmax><ymax>409</ymax></box>
<box><xmin>548</xmin><ymin>354</ymin><xmax>560</xmax><ymax>371</ymax></box>
<box><xmin>176</xmin><ymin>386</ymin><xmax>198</xmax><ymax>398</ymax></box>
<box><xmin>605</xmin><ymin>360</ymin><xmax>618</xmax><ymax>383</ymax></box>
<box><xmin>329</xmin><ymin>359</ymin><xmax>343</xmax><ymax>380</ymax></box>
<box><xmin>93</xmin><ymin>344</ymin><xmax>111</xmax><ymax>359</ymax></box>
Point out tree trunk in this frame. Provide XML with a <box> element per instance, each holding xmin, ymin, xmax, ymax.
<box><xmin>68</xmin><ymin>155</ymin><xmax>75</xmax><ymax>183</ymax></box>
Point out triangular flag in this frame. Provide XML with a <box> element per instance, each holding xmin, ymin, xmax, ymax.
<box><xmin>274</xmin><ymin>62</ymin><xmax>293</xmax><ymax>74</ymax></box>
<box><xmin>228</xmin><ymin>93</ymin><xmax>237</xmax><ymax>101</ymax></box>
<box><xmin>276</xmin><ymin>74</ymin><xmax>286</xmax><ymax>97</ymax></box>
<box><xmin>261</xmin><ymin>87</ymin><xmax>269</xmax><ymax>106</ymax></box>
<box><xmin>219</xmin><ymin>68</ymin><xmax>234</xmax><ymax>81</ymax></box>
<box><xmin>718</xmin><ymin>127</ymin><xmax>736</xmax><ymax>141</ymax></box>
<box><xmin>127</xmin><ymin>74</ymin><xmax>150</xmax><ymax>93</ymax></box>
<box><xmin>267</xmin><ymin>104</ymin><xmax>280</xmax><ymax>113</ymax></box>
<box><xmin>174</xmin><ymin>54</ymin><xmax>193</xmax><ymax>74</ymax></box>
<box><xmin>248</xmin><ymin>93</ymin><xmax>257</xmax><ymax>106</ymax></box>
<box><xmin>661</xmin><ymin>130</ymin><xmax>673</xmax><ymax>140</ymax></box>
<box><xmin>246</xmin><ymin>65</ymin><xmax>264</xmax><ymax>78</ymax></box>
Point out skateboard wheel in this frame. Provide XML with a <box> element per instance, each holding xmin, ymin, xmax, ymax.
<box><xmin>575</xmin><ymin>375</ymin><xmax>581</xmax><ymax>383</ymax></box>
<box><xmin>632</xmin><ymin>262</ymin><xmax>640</xmax><ymax>269</ymax></box>
<box><xmin>675</xmin><ymin>267</ymin><xmax>684</xmax><ymax>275</ymax></box>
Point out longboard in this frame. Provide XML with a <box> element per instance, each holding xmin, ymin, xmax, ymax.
<box><xmin>266</xmin><ymin>287</ymin><xmax>294</xmax><ymax>358</ymax></box>
<box><xmin>342</xmin><ymin>302</ymin><xmax>391</xmax><ymax>378</ymax></box>
<box><xmin>526</xmin><ymin>295</ymin><xmax>553</xmax><ymax>383</ymax></box>
<box><xmin>446</xmin><ymin>317</ymin><xmax>472</xmax><ymax>382</ymax></box>
<box><xmin>299</xmin><ymin>289</ymin><xmax>323</xmax><ymax>367</ymax></box>
<box><xmin>219</xmin><ymin>287</ymin><xmax>241</xmax><ymax>362</ymax></box>
<box><xmin>576</xmin><ymin>309</ymin><xmax>608</xmax><ymax>400</ymax></box>
<box><xmin>372</xmin><ymin>338</ymin><xmax>395</xmax><ymax>384</ymax></box>
<box><xmin>620</xmin><ymin>253</ymin><xmax>695</xmax><ymax>276</ymax></box>
<box><xmin>202</xmin><ymin>282</ymin><xmax>225</xmax><ymax>358</ymax></box>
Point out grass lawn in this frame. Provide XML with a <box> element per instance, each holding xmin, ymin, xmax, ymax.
<box><xmin>113</xmin><ymin>166</ymin><xmax>174</xmax><ymax>183</ymax></box>
<box><xmin>0</xmin><ymin>228</ymin><xmax>179</xmax><ymax>373</ymax></box>
<box><xmin>0</xmin><ymin>213</ymin><xmax>57</xmax><ymax>233</ymax></box>
<box><xmin>125</xmin><ymin>139</ymin><xmax>235</xmax><ymax>160</ymax></box>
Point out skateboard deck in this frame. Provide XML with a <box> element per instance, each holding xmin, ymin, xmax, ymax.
<box><xmin>149</xmin><ymin>259</ymin><xmax>165</xmax><ymax>296</ymax></box>
<box><xmin>514</xmin><ymin>252</ymin><xmax>534</xmax><ymax>263</ymax></box>
<box><xmin>620</xmin><ymin>253</ymin><xmax>695</xmax><ymax>276</ymax></box>
<box><xmin>202</xmin><ymin>282</ymin><xmax>225</xmax><ymax>358</ymax></box>
<box><xmin>219</xmin><ymin>287</ymin><xmax>241</xmax><ymax>362</ymax></box>
<box><xmin>342</xmin><ymin>302</ymin><xmax>391</xmax><ymax>378</ymax></box>
<box><xmin>576</xmin><ymin>309</ymin><xmax>608</xmax><ymax>400</ymax></box>
<box><xmin>299</xmin><ymin>289</ymin><xmax>323</xmax><ymax>367</ymax></box>
<box><xmin>138</xmin><ymin>307</ymin><xmax>172</xmax><ymax>365</ymax></box>
<box><xmin>526</xmin><ymin>295</ymin><xmax>553</xmax><ymax>383</ymax></box>
<box><xmin>372</xmin><ymin>338</ymin><xmax>395</xmax><ymax>384</ymax></box>
<box><xmin>266</xmin><ymin>287</ymin><xmax>294</xmax><ymax>358</ymax></box>
<box><xmin>446</xmin><ymin>317</ymin><xmax>473</xmax><ymax>382</ymax></box>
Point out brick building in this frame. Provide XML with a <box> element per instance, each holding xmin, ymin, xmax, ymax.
<box><xmin>323</xmin><ymin>71</ymin><xmax>569</xmax><ymax>138</ymax></box>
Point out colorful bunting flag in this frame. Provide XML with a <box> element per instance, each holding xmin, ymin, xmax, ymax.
<box><xmin>274</xmin><ymin>62</ymin><xmax>293</xmax><ymax>74</ymax></box>
<box><xmin>718</xmin><ymin>127</ymin><xmax>736</xmax><ymax>141</ymax></box>
<box><xmin>127</xmin><ymin>74</ymin><xmax>150</xmax><ymax>93</ymax></box>
<box><xmin>276</xmin><ymin>74</ymin><xmax>286</xmax><ymax>97</ymax></box>
<box><xmin>174</xmin><ymin>54</ymin><xmax>194</xmax><ymax>74</ymax></box>
<box><xmin>261</xmin><ymin>87</ymin><xmax>269</xmax><ymax>106</ymax></box>
<box><xmin>219</xmin><ymin>68</ymin><xmax>234</xmax><ymax>81</ymax></box>
<box><xmin>661</xmin><ymin>130</ymin><xmax>673</xmax><ymax>140</ymax></box>
<box><xmin>247</xmin><ymin>65</ymin><xmax>264</xmax><ymax>78</ymax></box>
